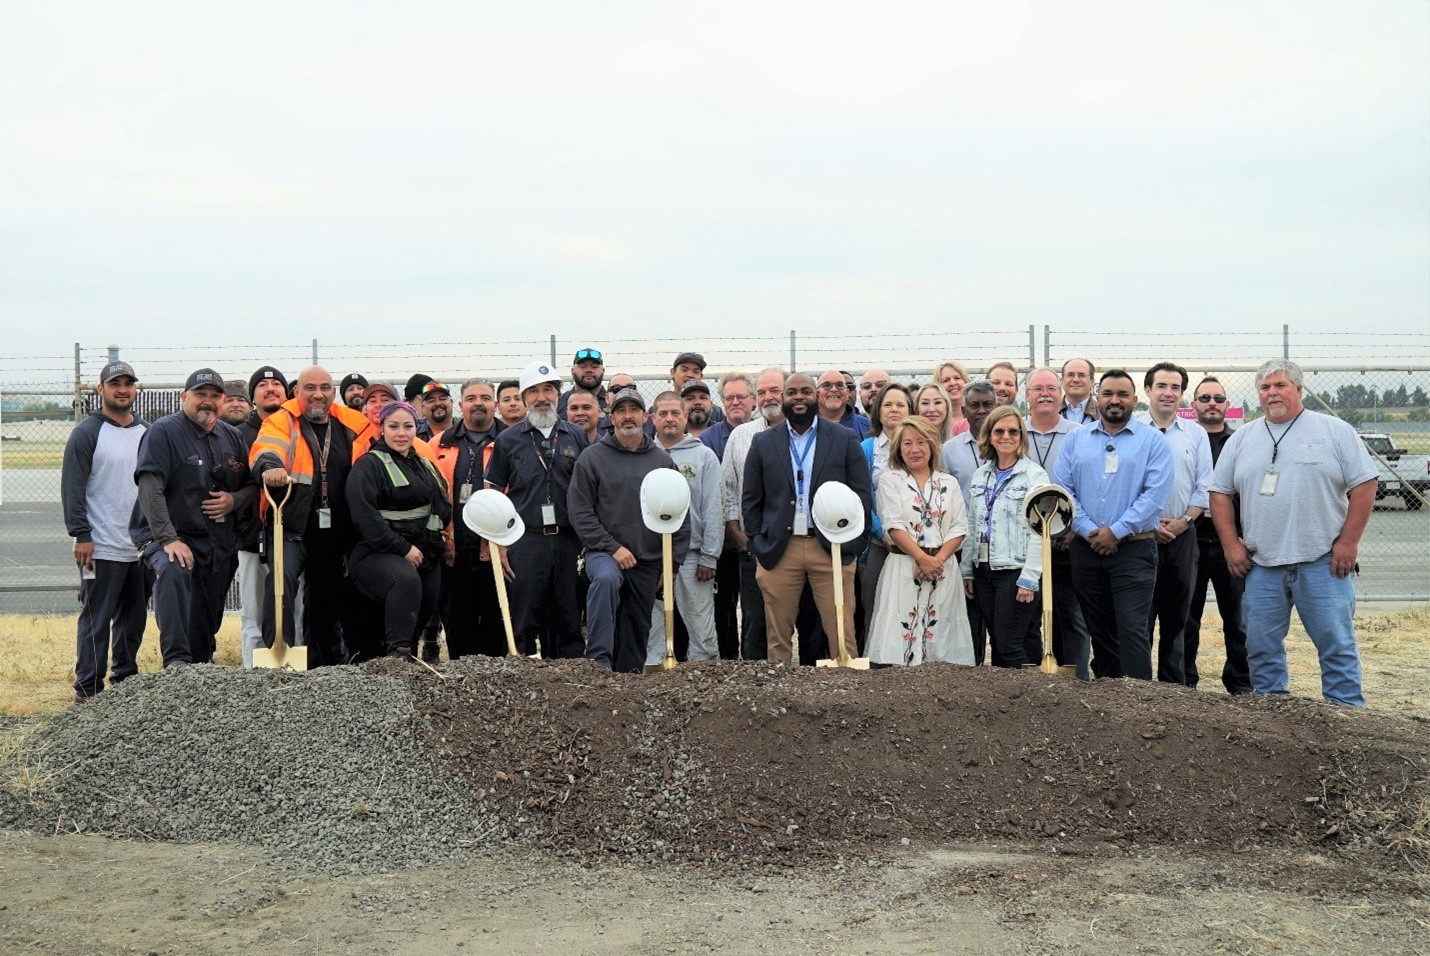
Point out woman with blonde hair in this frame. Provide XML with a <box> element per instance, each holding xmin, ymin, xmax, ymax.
<box><xmin>914</xmin><ymin>383</ymin><xmax>953</xmax><ymax>445</ymax></box>
<box><xmin>933</xmin><ymin>361</ymin><xmax>970</xmax><ymax>435</ymax></box>
<box><xmin>960</xmin><ymin>405</ymin><xmax>1048</xmax><ymax>667</ymax></box>
<box><xmin>866</xmin><ymin>416</ymin><xmax>972</xmax><ymax>666</ymax></box>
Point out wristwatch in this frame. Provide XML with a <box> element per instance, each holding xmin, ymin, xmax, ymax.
<box><xmin>1180</xmin><ymin>512</ymin><xmax>1195</xmax><ymax>524</ymax></box>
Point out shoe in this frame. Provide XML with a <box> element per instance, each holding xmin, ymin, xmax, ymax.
<box><xmin>420</xmin><ymin>642</ymin><xmax>440</xmax><ymax>664</ymax></box>
<box><xmin>385</xmin><ymin>647</ymin><xmax>412</xmax><ymax>660</ymax></box>
<box><xmin>73</xmin><ymin>692</ymin><xmax>92</xmax><ymax>705</ymax></box>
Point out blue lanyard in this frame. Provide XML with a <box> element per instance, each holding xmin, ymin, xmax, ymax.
<box><xmin>981</xmin><ymin>467</ymin><xmax>1016</xmax><ymax>541</ymax></box>
<box><xmin>790</xmin><ymin>427</ymin><xmax>815</xmax><ymax>509</ymax></box>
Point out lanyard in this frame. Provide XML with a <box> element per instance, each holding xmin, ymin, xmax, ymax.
<box><xmin>1264</xmin><ymin>410</ymin><xmax>1305</xmax><ymax>466</ymax></box>
<box><xmin>981</xmin><ymin>467</ymin><xmax>1017</xmax><ymax>541</ymax></box>
<box><xmin>790</xmin><ymin>427</ymin><xmax>815</xmax><ymax>508</ymax></box>
<box><xmin>315</xmin><ymin>424</ymin><xmax>332</xmax><ymax>504</ymax></box>
<box><xmin>1030</xmin><ymin>430</ymin><xmax>1057</xmax><ymax>469</ymax></box>
<box><xmin>528</xmin><ymin>428</ymin><xmax>557</xmax><ymax>502</ymax></box>
<box><xmin>462</xmin><ymin>430</ymin><xmax>492</xmax><ymax>486</ymax></box>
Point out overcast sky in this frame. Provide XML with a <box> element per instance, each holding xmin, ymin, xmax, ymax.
<box><xmin>2</xmin><ymin>1</ymin><xmax>1427</xmax><ymax>380</ymax></box>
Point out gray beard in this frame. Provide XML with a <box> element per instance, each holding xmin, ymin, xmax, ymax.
<box><xmin>527</xmin><ymin>407</ymin><xmax>558</xmax><ymax>430</ymax></box>
<box><xmin>760</xmin><ymin>404</ymin><xmax>783</xmax><ymax>423</ymax></box>
<box><xmin>687</xmin><ymin>408</ymin><xmax>710</xmax><ymax>427</ymax></box>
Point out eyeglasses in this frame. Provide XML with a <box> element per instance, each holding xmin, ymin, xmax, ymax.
<box><xmin>574</xmin><ymin>349</ymin><xmax>603</xmax><ymax>363</ymax></box>
<box><xmin>1195</xmin><ymin>394</ymin><xmax>1227</xmax><ymax>404</ymax></box>
<box><xmin>990</xmin><ymin>427</ymin><xmax>1022</xmax><ymax>437</ymax></box>
<box><xmin>816</xmin><ymin>382</ymin><xmax>847</xmax><ymax>392</ymax></box>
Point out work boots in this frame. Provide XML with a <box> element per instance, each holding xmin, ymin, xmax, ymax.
<box><xmin>419</xmin><ymin>624</ymin><xmax>442</xmax><ymax>664</ymax></box>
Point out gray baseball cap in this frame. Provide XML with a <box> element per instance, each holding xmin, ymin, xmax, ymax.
<box><xmin>100</xmin><ymin>360</ymin><xmax>136</xmax><ymax>384</ymax></box>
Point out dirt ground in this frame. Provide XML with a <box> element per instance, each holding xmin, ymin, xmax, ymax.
<box><xmin>1</xmin><ymin>831</ymin><xmax>1426</xmax><ymax>955</ymax></box>
<box><xmin>3</xmin><ymin>609</ymin><xmax>1429</xmax><ymax>955</ymax></box>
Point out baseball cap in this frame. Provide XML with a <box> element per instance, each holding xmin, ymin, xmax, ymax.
<box><xmin>223</xmin><ymin>380</ymin><xmax>249</xmax><ymax>399</ymax></box>
<box><xmin>421</xmin><ymin>380</ymin><xmax>451</xmax><ymax>398</ymax></box>
<box><xmin>99</xmin><ymin>361</ymin><xmax>136</xmax><ymax>384</ymax></box>
<box><xmin>363</xmin><ymin>382</ymin><xmax>399</xmax><ymax>403</ymax></box>
<box><xmin>680</xmin><ymin>380</ymin><xmax>711</xmax><ymax>397</ymax></box>
<box><xmin>404</xmin><ymin>373</ymin><xmax>434</xmax><ymax>401</ymax></box>
<box><xmin>573</xmin><ymin>348</ymin><xmax>603</xmax><ymax>364</ymax></box>
<box><xmin>672</xmin><ymin>352</ymin><xmax>706</xmax><ymax>371</ymax></box>
<box><xmin>248</xmin><ymin>366</ymin><xmax>288</xmax><ymax>399</ymax></box>
<box><xmin>609</xmin><ymin>386</ymin><xmax>647</xmax><ymax>411</ymax></box>
<box><xmin>185</xmin><ymin>368</ymin><xmax>225</xmax><ymax>391</ymax></box>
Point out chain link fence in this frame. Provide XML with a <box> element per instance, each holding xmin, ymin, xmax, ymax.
<box><xmin>3</xmin><ymin>328</ymin><xmax>1427</xmax><ymax>610</ymax></box>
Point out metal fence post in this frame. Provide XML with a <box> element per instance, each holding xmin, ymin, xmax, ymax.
<box><xmin>1043</xmin><ymin>325</ymin><xmax>1051</xmax><ymax>367</ymax></box>
<box><xmin>1283</xmin><ymin>324</ymin><xmax>1290</xmax><ymax>360</ymax></box>
<box><xmin>550</xmin><ymin>334</ymin><xmax>557</xmax><ymax>367</ymax></box>
<box><xmin>73</xmin><ymin>342</ymin><xmax>82</xmax><ymax>422</ymax></box>
<box><xmin>789</xmin><ymin>330</ymin><xmax>797</xmax><ymax>371</ymax></box>
<box><xmin>1026</xmin><ymin>325</ymin><xmax>1036</xmax><ymax>371</ymax></box>
<box><xmin>311</xmin><ymin>338</ymin><xmax>319</xmax><ymax>365</ymax></box>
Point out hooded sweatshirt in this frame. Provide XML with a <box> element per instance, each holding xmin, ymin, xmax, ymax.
<box><xmin>568</xmin><ymin>433</ymin><xmax>690</xmax><ymax>563</ymax></box>
<box><xmin>658</xmin><ymin>434</ymin><xmax>724</xmax><ymax>567</ymax></box>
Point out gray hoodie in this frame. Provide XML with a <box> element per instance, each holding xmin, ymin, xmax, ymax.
<box><xmin>659</xmin><ymin>434</ymin><xmax>724</xmax><ymax>567</ymax></box>
<box><xmin>568</xmin><ymin>433</ymin><xmax>690</xmax><ymax>563</ymax></box>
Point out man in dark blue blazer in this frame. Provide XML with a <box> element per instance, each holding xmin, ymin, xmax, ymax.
<box><xmin>742</xmin><ymin>373</ymin><xmax>872</xmax><ymax>665</ymax></box>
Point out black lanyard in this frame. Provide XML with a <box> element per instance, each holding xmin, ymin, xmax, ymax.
<box><xmin>1030</xmin><ymin>430</ymin><xmax>1058</xmax><ymax>470</ymax></box>
<box><xmin>1265</xmin><ymin>410</ymin><xmax>1305</xmax><ymax>466</ymax></box>
<box><xmin>529</xmin><ymin>428</ymin><xmax>557</xmax><ymax>502</ymax></box>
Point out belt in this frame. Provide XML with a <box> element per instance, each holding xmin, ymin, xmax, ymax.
<box><xmin>888</xmin><ymin>542</ymin><xmax>940</xmax><ymax>557</ymax></box>
<box><xmin>1123</xmin><ymin>532</ymin><xmax>1156</xmax><ymax>542</ymax></box>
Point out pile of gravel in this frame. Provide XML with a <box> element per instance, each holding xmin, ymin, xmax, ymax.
<box><xmin>0</xmin><ymin>664</ymin><xmax>504</xmax><ymax>873</ymax></box>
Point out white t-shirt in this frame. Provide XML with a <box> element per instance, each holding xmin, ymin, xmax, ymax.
<box><xmin>1209</xmin><ymin>411</ymin><xmax>1376</xmax><ymax>567</ymax></box>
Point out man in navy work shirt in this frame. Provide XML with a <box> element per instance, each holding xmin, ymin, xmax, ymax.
<box><xmin>131</xmin><ymin>368</ymin><xmax>257</xmax><ymax>667</ymax></box>
<box><xmin>1052</xmin><ymin>369</ymin><xmax>1173</xmax><ymax>680</ymax></box>
<box><xmin>484</xmin><ymin>360</ymin><xmax>590</xmax><ymax>658</ymax></box>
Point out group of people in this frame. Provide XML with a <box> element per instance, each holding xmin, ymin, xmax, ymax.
<box><xmin>62</xmin><ymin>350</ymin><xmax>1378</xmax><ymax>708</ymax></box>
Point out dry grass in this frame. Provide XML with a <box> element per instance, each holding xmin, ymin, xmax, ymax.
<box><xmin>0</xmin><ymin>608</ymin><xmax>1426</xmax><ymax>719</ymax></box>
<box><xmin>0</xmin><ymin>614</ymin><xmax>243</xmax><ymax>717</ymax></box>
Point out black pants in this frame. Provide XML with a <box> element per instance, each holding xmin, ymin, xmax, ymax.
<box><xmin>967</xmin><ymin>595</ymin><xmax>987</xmax><ymax>666</ymax></box>
<box><xmin>1148</xmin><ymin>530</ymin><xmax>1198</xmax><ymax>685</ymax></box>
<box><xmin>1069</xmin><ymin>537</ymin><xmax>1158</xmax><ymax>680</ymax></box>
<box><xmin>738</xmin><ymin>551</ymin><xmax>767</xmax><ymax>660</ymax></box>
<box><xmin>74</xmin><ymin>558</ymin><xmax>151</xmax><ymax>697</ymax></box>
<box><xmin>261</xmin><ymin>532</ymin><xmax>348</xmax><ymax>667</ymax></box>
<box><xmin>348</xmin><ymin>551</ymin><xmax>440</xmax><ymax>654</ymax></box>
<box><xmin>972</xmin><ymin>565</ymin><xmax>1043</xmax><ymax>667</ymax></box>
<box><xmin>598</xmin><ymin>560</ymin><xmax>660</xmax><ymax>674</ymax></box>
<box><xmin>147</xmin><ymin>546</ymin><xmax>233</xmax><ymax>666</ymax></box>
<box><xmin>1049</xmin><ymin>547</ymin><xmax>1091</xmax><ymax>679</ymax></box>
<box><xmin>445</xmin><ymin>550</ymin><xmax>504</xmax><ymax>658</ymax></box>
<box><xmin>506</xmin><ymin>532</ymin><xmax>584</xmax><ymax>659</ymax></box>
<box><xmin>713</xmin><ymin>548</ymin><xmax>741</xmax><ymax>660</ymax></box>
<box><xmin>1187</xmin><ymin>538</ymin><xmax>1253</xmax><ymax>693</ymax></box>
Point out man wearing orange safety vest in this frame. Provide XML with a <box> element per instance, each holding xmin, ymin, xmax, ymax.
<box><xmin>432</xmin><ymin>378</ymin><xmax>507</xmax><ymax>658</ymax></box>
<box><xmin>249</xmin><ymin>366</ymin><xmax>376</xmax><ymax>666</ymax></box>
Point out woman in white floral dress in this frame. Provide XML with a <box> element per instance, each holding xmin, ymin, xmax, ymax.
<box><xmin>866</xmin><ymin>417</ymin><xmax>973</xmax><ymax>666</ymax></box>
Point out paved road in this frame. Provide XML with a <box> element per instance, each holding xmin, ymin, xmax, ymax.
<box><xmin>3</xmin><ymin>496</ymin><xmax>1426</xmax><ymax>614</ymax></box>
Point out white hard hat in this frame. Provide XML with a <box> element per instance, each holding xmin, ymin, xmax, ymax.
<box><xmin>462</xmin><ymin>488</ymin><xmax>526</xmax><ymax>546</ymax></box>
<box><xmin>518</xmin><ymin>360</ymin><xmax>563</xmax><ymax>398</ymax></box>
<box><xmin>812</xmin><ymin>481</ymin><xmax>865</xmax><ymax>544</ymax></box>
<box><xmin>1023</xmin><ymin>483</ymin><xmax>1075</xmax><ymax>540</ymax></box>
<box><xmin>640</xmin><ymin>468</ymin><xmax>690</xmax><ymax>535</ymax></box>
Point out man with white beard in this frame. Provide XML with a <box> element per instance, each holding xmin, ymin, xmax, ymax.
<box><xmin>483</xmin><ymin>361</ymin><xmax>590</xmax><ymax>658</ymax></box>
<box><xmin>721</xmin><ymin>367</ymin><xmax>786</xmax><ymax>659</ymax></box>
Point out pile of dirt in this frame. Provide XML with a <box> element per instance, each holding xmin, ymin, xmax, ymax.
<box><xmin>412</xmin><ymin>658</ymin><xmax>1430</xmax><ymax>868</ymax></box>
<box><xmin>3</xmin><ymin>658</ymin><xmax>1426</xmax><ymax>873</ymax></box>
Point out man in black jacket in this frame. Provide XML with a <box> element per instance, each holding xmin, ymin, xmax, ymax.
<box><xmin>569</xmin><ymin>387</ymin><xmax>690</xmax><ymax>672</ymax></box>
<box><xmin>62</xmin><ymin>361</ymin><xmax>149</xmax><ymax>701</ymax></box>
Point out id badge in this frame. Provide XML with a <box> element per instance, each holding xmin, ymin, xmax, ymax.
<box><xmin>541</xmin><ymin>503</ymin><xmax>558</xmax><ymax>527</ymax></box>
<box><xmin>317</xmin><ymin>507</ymin><xmax>332</xmax><ymax>529</ymax></box>
<box><xmin>1104</xmin><ymin>451</ymin><xmax>1119</xmax><ymax>474</ymax></box>
<box><xmin>1259</xmin><ymin>470</ymin><xmax>1279</xmax><ymax>496</ymax></box>
<box><xmin>793</xmin><ymin>510</ymin><xmax>808</xmax><ymax>536</ymax></box>
<box><xmin>459</xmin><ymin>482</ymin><xmax>473</xmax><ymax>505</ymax></box>
<box><xmin>977</xmin><ymin>541</ymin><xmax>990</xmax><ymax>564</ymax></box>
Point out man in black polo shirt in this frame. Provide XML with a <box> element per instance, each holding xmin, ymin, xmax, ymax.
<box><xmin>484</xmin><ymin>361</ymin><xmax>590</xmax><ymax>657</ymax></box>
<box><xmin>131</xmin><ymin>368</ymin><xmax>256</xmax><ymax>666</ymax></box>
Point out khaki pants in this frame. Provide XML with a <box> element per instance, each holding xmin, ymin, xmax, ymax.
<box><xmin>755</xmin><ymin>536</ymin><xmax>857</xmax><ymax>664</ymax></box>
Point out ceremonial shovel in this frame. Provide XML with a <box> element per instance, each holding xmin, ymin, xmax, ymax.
<box><xmin>253</xmin><ymin>479</ymin><xmax>307</xmax><ymax>670</ymax></box>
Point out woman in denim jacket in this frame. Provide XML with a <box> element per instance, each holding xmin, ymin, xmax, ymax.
<box><xmin>961</xmin><ymin>406</ymin><xmax>1049</xmax><ymax>667</ymax></box>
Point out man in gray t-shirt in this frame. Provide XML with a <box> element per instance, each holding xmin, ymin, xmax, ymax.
<box><xmin>1209</xmin><ymin>360</ymin><xmax>1377</xmax><ymax>707</ymax></box>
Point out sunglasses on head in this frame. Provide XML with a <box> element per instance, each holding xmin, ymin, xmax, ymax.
<box><xmin>575</xmin><ymin>349</ymin><xmax>603</xmax><ymax>363</ymax></box>
<box><xmin>1195</xmin><ymin>394</ymin><xmax>1227</xmax><ymax>403</ymax></box>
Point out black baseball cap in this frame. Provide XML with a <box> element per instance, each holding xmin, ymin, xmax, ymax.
<box><xmin>672</xmin><ymin>351</ymin><xmax>706</xmax><ymax>371</ymax></box>
<box><xmin>609</xmin><ymin>386</ymin><xmax>646</xmax><ymax>411</ymax></box>
<box><xmin>680</xmin><ymin>380</ymin><xmax>711</xmax><ymax>397</ymax></box>
<box><xmin>99</xmin><ymin>361</ymin><xmax>136</xmax><ymax>384</ymax></box>
<box><xmin>185</xmin><ymin>368</ymin><xmax>225</xmax><ymax>391</ymax></box>
<box><xmin>573</xmin><ymin>348</ymin><xmax>603</xmax><ymax>363</ymax></box>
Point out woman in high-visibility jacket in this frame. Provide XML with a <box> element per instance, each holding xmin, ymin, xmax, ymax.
<box><xmin>346</xmin><ymin>402</ymin><xmax>452</xmax><ymax>659</ymax></box>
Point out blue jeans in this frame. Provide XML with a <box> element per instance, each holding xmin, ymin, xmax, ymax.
<box><xmin>1242</xmin><ymin>552</ymin><xmax>1363</xmax><ymax>707</ymax></box>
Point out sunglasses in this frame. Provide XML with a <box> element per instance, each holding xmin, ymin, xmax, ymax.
<box><xmin>1195</xmin><ymin>394</ymin><xmax>1227</xmax><ymax>404</ymax></box>
<box><xmin>990</xmin><ymin>427</ymin><xmax>1022</xmax><ymax>437</ymax></box>
<box><xmin>816</xmin><ymin>382</ymin><xmax>847</xmax><ymax>392</ymax></box>
<box><xmin>574</xmin><ymin>349</ymin><xmax>603</xmax><ymax>363</ymax></box>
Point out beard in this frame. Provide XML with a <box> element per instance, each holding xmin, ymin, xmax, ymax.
<box><xmin>783</xmin><ymin>404</ymin><xmax>816</xmax><ymax>429</ymax></box>
<box><xmin>760</xmin><ymin>403</ymin><xmax>783</xmax><ymax>423</ymax></box>
<box><xmin>346</xmin><ymin>395</ymin><xmax>364</xmax><ymax>410</ymax></box>
<box><xmin>527</xmin><ymin>407</ymin><xmax>558</xmax><ymax>430</ymax></box>
<box><xmin>687</xmin><ymin>408</ymin><xmax>710</xmax><ymax>427</ymax></box>
<box><xmin>221</xmin><ymin>408</ymin><xmax>248</xmax><ymax>425</ymax></box>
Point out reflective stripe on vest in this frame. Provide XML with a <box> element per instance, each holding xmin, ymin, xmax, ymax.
<box><xmin>371</xmin><ymin>450</ymin><xmax>443</xmax><ymax>531</ymax></box>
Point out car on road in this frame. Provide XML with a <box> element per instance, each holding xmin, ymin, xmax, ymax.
<box><xmin>1360</xmin><ymin>432</ymin><xmax>1429</xmax><ymax>510</ymax></box>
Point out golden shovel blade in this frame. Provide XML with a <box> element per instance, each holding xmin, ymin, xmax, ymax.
<box><xmin>252</xmin><ymin>643</ymin><xmax>308</xmax><ymax>671</ymax></box>
<box><xmin>644</xmin><ymin>656</ymin><xmax>677</xmax><ymax>674</ymax></box>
